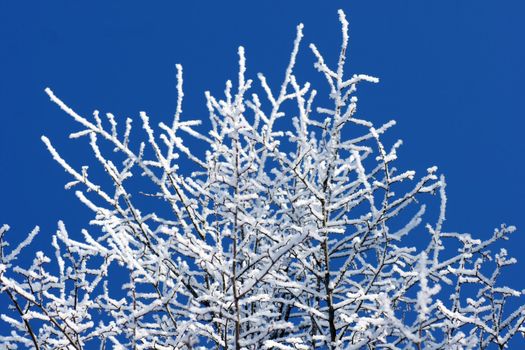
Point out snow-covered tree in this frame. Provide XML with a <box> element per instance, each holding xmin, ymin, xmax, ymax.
<box><xmin>1</xmin><ymin>10</ymin><xmax>524</xmax><ymax>350</ymax></box>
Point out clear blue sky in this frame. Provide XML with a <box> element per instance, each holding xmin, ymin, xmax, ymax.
<box><xmin>1</xmin><ymin>0</ymin><xmax>524</xmax><ymax>344</ymax></box>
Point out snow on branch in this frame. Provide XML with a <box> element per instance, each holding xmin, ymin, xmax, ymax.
<box><xmin>1</xmin><ymin>9</ymin><xmax>523</xmax><ymax>350</ymax></box>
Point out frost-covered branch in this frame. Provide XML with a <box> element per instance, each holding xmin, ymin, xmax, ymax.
<box><xmin>1</xmin><ymin>9</ymin><xmax>523</xmax><ymax>350</ymax></box>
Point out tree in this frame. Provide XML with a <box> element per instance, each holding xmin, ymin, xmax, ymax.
<box><xmin>1</xmin><ymin>9</ymin><xmax>524</xmax><ymax>350</ymax></box>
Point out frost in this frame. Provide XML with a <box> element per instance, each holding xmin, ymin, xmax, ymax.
<box><xmin>0</xmin><ymin>9</ymin><xmax>523</xmax><ymax>350</ymax></box>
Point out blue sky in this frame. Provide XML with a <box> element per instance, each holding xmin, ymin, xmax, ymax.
<box><xmin>1</xmin><ymin>0</ymin><xmax>524</xmax><ymax>345</ymax></box>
